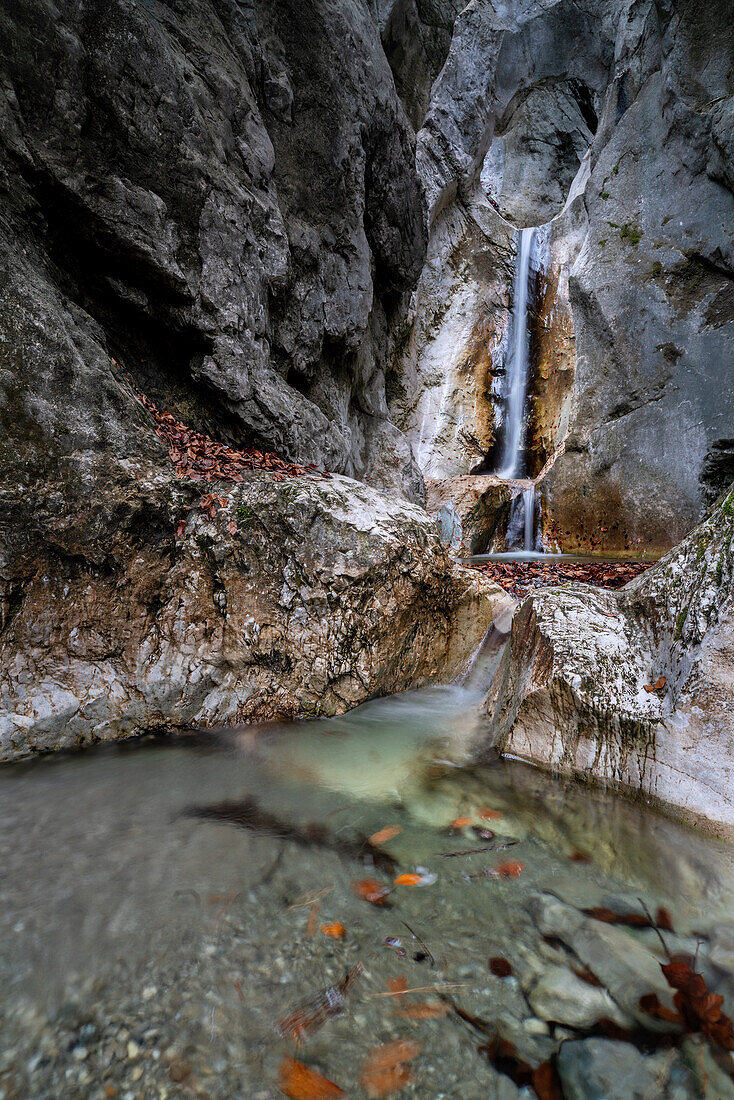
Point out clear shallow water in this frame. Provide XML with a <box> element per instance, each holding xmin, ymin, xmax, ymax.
<box><xmin>2</xmin><ymin>684</ymin><xmax>734</xmax><ymax>1099</ymax></box>
<box><xmin>465</xmin><ymin>552</ymin><xmax>659</xmax><ymax>565</ymax></box>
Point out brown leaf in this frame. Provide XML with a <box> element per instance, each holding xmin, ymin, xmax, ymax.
<box><xmin>277</xmin><ymin>1056</ymin><xmax>346</xmax><ymax>1099</ymax></box>
<box><xmin>655</xmin><ymin>906</ymin><xmax>674</xmax><ymax>932</ymax></box>
<box><xmin>227</xmin><ymin>520</ymin><xmax>237</xmax><ymax>534</ymax></box>
<box><xmin>583</xmin><ymin>907</ymin><xmax>651</xmax><ymax>927</ymax></box>
<box><xmin>388</xmin><ymin>975</ymin><xmax>408</xmax><ymax>994</ymax></box>
<box><xmin>639</xmin><ymin>992</ymin><xmax>683</xmax><ymax>1024</ymax></box>
<box><xmin>489</xmin><ymin>957</ymin><xmax>513</xmax><ymax>978</ymax></box>
<box><xmin>644</xmin><ymin>675</ymin><xmax>667</xmax><ymax>693</ymax></box>
<box><xmin>532</xmin><ymin>1061</ymin><xmax>564</xmax><ymax>1100</ymax></box>
<box><xmin>306</xmin><ymin>903</ymin><xmax>319</xmax><ymax>938</ymax></box>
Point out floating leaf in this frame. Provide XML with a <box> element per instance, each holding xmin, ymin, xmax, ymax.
<box><xmin>493</xmin><ymin>861</ymin><xmax>524</xmax><ymax>878</ymax></box>
<box><xmin>394</xmin><ymin>873</ymin><xmax>423</xmax><ymax>886</ymax></box>
<box><xmin>352</xmin><ymin>878</ymin><xmax>390</xmax><ymax>905</ymax></box>
<box><xmin>369</xmin><ymin>825</ymin><xmax>402</xmax><ymax>846</ymax></box>
<box><xmin>450</xmin><ymin>816</ymin><xmax>473</xmax><ymax>828</ymax></box>
<box><xmin>477</xmin><ymin>808</ymin><xmax>504</xmax><ymax>820</ymax></box>
<box><xmin>320</xmin><ymin>921</ymin><xmax>345</xmax><ymax>939</ymax></box>
<box><xmin>388</xmin><ymin>975</ymin><xmax>408</xmax><ymax>994</ymax></box>
<box><xmin>277</xmin><ymin>1056</ymin><xmax>345</xmax><ymax>1099</ymax></box>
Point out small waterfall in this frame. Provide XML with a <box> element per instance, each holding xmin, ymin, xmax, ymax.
<box><xmin>523</xmin><ymin>484</ymin><xmax>535</xmax><ymax>551</ymax></box>
<box><xmin>497</xmin><ymin>226</ymin><xmax>536</xmax><ymax>478</ymax></box>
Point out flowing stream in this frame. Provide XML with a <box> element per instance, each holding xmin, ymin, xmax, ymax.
<box><xmin>2</xmin><ymin>667</ymin><xmax>734</xmax><ymax>1098</ymax></box>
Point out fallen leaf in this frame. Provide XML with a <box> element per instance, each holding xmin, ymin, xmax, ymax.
<box><xmin>369</xmin><ymin>825</ymin><xmax>402</xmax><ymax>846</ymax></box>
<box><xmin>351</xmin><ymin>878</ymin><xmax>390</xmax><ymax>905</ymax></box>
<box><xmin>570</xmin><ymin>850</ymin><xmax>589</xmax><ymax>862</ymax></box>
<box><xmin>494</xmin><ymin>861</ymin><xmax>524</xmax><ymax>878</ymax></box>
<box><xmin>176</xmin><ymin>519</ymin><xmax>187</xmax><ymax>537</ymax></box>
<box><xmin>644</xmin><ymin>675</ymin><xmax>667</xmax><ymax>693</ymax></box>
<box><xmin>583</xmin><ymin>907</ymin><xmax>651</xmax><ymax>927</ymax></box>
<box><xmin>388</xmin><ymin>975</ymin><xmax>408</xmax><ymax>994</ymax></box>
<box><xmin>489</xmin><ymin>956</ymin><xmax>513</xmax><ymax>978</ymax></box>
<box><xmin>639</xmin><ymin>992</ymin><xmax>683</xmax><ymax>1024</ymax></box>
<box><xmin>227</xmin><ymin>520</ymin><xmax>237</xmax><ymax>534</ymax></box>
<box><xmin>277</xmin><ymin>1056</ymin><xmax>345</xmax><ymax>1099</ymax></box>
<box><xmin>477</xmin><ymin>808</ymin><xmax>504</xmax><ymax>820</ymax></box>
<box><xmin>450</xmin><ymin>816</ymin><xmax>473</xmax><ymax>828</ymax></box>
<box><xmin>393</xmin><ymin>1002</ymin><xmax>450</xmax><ymax>1019</ymax></box>
<box><xmin>360</xmin><ymin>1041</ymin><xmax>421</xmax><ymax>1098</ymax></box>
<box><xmin>532</xmin><ymin>1061</ymin><xmax>564</xmax><ymax>1100</ymax></box>
<box><xmin>655</xmin><ymin>906</ymin><xmax>674</xmax><ymax>932</ymax></box>
<box><xmin>320</xmin><ymin>921</ymin><xmax>345</xmax><ymax>939</ymax></box>
<box><xmin>393</xmin><ymin>873</ymin><xmax>423</xmax><ymax>886</ymax></box>
<box><xmin>306</xmin><ymin>903</ymin><xmax>319</xmax><ymax>938</ymax></box>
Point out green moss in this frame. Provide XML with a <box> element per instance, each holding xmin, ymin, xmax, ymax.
<box><xmin>601</xmin><ymin>191</ymin><xmax>610</xmax><ymax>199</ymax></box>
<box><xmin>599</xmin><ymin>238</ymin><xmax>608</xmax><ymax>247</ymax></box>
<box><xmin>237</xmin><ymin>504</ymin><xmax>256</xmax><ymax>524</ymax></box>
<box><xmin>612</xmin><ymin>164</ymin><xmax>619</xmax><ymax>176</ymax></box>
<box><xmin>722</xmin><ymin>490</ymin><xmax>734</xmax><ymax>517</ymax></box>
<box><xmin>619</xmin><ymin>223</ymin><xmax>643</xmax><ymax>246</ymax></box>
<box><xmin>651</xmin><ymin>260</ymin><xmax>663</xmax><ymax>276</ymax></box>
<box><xmin>674</xmin><ymin>608</ymin><xmax>688</xmax><ymax>640</ymax></box>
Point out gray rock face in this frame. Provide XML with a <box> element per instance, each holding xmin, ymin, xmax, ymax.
<box><xmin>0</xmin><ymin>0</ymin><xmax>426</xmax><ymax>501</ymax></box>
<box><xmin>400</xmin><ymin>0</ymin><xmax>734</xmax><ymax>550</ymax></box>
<box><xmin>484</xmin><ymin>485</ymin><xmax>734</xmax><ymax>834</ymax></box>
<box><xmin>0</xmin><ymin>470</ymin><xmax>502</xmax><ymax>761</ymax></box>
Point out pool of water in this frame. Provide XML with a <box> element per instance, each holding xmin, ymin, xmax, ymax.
<box><xmin>464</xmin><ymin>552</ymin><xmax>659</xmax><ymax>565</ymax></box>
<box><xmin>2</xmin><ymin>679</ymin><xmax>734</xmax><ymax>1098</ymax></box>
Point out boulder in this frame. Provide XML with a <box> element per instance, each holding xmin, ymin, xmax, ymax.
<box><xmin>484</xmin><ymin>485</ymin><xmax>734</xmax><ymax>835</ymax></box>
<box><xmin>0</xmin><ymin>471</ymin><xmax>502</xmax><ymax>761</ymax></box>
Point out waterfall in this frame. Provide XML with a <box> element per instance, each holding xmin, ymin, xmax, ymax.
<box><xmin>497</xmin><ymin>226</ymin><xmax>536</xmax><ymax>478</ymax></box>
<box><xmin>523</xmin><ymin>484</ymin><xmax>535</xmax><ymax>551</ymax></box>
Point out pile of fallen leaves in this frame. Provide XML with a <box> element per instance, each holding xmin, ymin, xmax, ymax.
<box><xmin>470</xmin><ymin>558</ymin><xmax>652</xmax><ymax>599</ymax></box>
<box><xmin>136</xmin><ymin>391</ymin><xmax>331</xmax><ymax>484</ymax></box>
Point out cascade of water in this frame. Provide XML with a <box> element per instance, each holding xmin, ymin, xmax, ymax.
<box><xmin>523</xmin><ymin>484</ymin><xmax>535</xmax><ymax>551</ymax></box>
<box><xmin>497</xmin><ymin>226</ymin><xmax>536</xmax><ymax>478</ymax></box>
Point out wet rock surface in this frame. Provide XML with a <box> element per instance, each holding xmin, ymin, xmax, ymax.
<box><xmin>0</xmin><ymin>467</ymin><xmax>501</xmax><ymax>761</ymax></box>
<box><xmin>485</xmin><ymin>485</ymin><xmax>734</xmax><ymax>835</ymax></box>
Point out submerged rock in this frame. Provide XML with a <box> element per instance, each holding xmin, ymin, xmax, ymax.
<box><xmin>483</xmin><ymin>485</ymin><xmax>734</xmax><ymax>835</ymax></box>
<box><xmin>0</xmin><ymin>471</ymin><xmax>502</xmax><ymax>761</ymax></box>
<box><xmin>557</xmin><ymin>1039</ymin><xmax>696</xmax><ymax>1100</ymax></box>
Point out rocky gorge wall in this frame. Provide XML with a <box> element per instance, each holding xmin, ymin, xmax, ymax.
<box><xmin>1</xmin><ymin>0</ymin><xmax>733</xmax><ymax>762</ymax></box>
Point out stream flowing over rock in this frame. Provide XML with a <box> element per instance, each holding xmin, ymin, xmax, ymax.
<box><xmin>483</xmin><ymin>486</ymin><xmax>734</xmax><ymax>836</ymax></box>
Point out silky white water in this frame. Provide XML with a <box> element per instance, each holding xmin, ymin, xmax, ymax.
<box><xmin>497</xmin><ymin>226</ymin><xmax>535</xmax><ymax>478</ymax></box>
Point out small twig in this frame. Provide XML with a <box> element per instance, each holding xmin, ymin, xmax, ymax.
<box><xmin>371</xmin><ymin>983</ymin><xmax>466</xmax><ymax>998</ymax></box>
<box><xmin>401</xmin><ymin>920</ymin><xmax>435</xmax><ymax>968</ymax></box>
<box><xmin>638</xmin><ymin>897</ymin><xmax>671</xmax><ymax>960</ymax></box>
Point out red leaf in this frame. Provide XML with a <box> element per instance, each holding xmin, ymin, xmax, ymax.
<box><xmin>494</xmin><ymin>861</ymin><xmax>524</xmax><ymax>878</ymax></box>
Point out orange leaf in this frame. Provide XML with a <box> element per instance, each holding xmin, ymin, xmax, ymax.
<box><xmin>393</xmin><ymin>873</ymin><xmax>423</xmax><ymax>886</ymax></box>
<box><xmin>388</xmin><ymin>975</ymin><xmax>408</xmax><ymax>994</ymax></box>
<box><xmin>643</xmin><ymin>675</ymin><xmax>667</xmax><ymax>692</ymax></box>
<box><xmin>639</xmin><ymin>993</ymin><xmax>683</xmax><ymax>1024</ymax></box>
<box><xmin>320</xmin><ymin>921</ymin><xmax>345</xmax><ymax>939</ymax></box>
<box><xmin>306</xmin><ymin>903</ymin><xmax>319</xmax><ymax>938</ymax></box>
<box><xmin>494</xmin><ymin>861</ymin><xmax>524</xmax><ymax>878</ymax></box>
<box><xmin>477</xmin><ymin>808</ymin><xmax>504</xmax><ymax>820</ymax></box>
<box><xmin>277</xmin><ymin>1056</ymin><xmax>345</xmax><ymax>1099</ymax></box>
<box><xmin>351</xmin><ymin>878</ymin><xmax>390</xmax><ymax>906</ymax></box>
<box><xmin>369</xmin><ymin>825</ymin><xmax>402</xmax><ymax>846</ymax></box>
<box><xmin>393</xmin><ymin>1002</ymin><xmax>450</xmax><ymax>1019</ymax></box>
<box><xmin>360</xmin><ymin>1041</ymin><xmax>421</xmax><ymax>1098</ymax></box>
<box><xmin>450</xmin><ymin>816</ymin><xmax>473</xmax><ymax>828</ymax></box>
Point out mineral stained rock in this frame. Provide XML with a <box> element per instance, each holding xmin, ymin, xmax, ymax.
<box><xmin>484</xmin><ymin>486</ymin><xmax>734</xmax><ymax>835</ymax></box>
